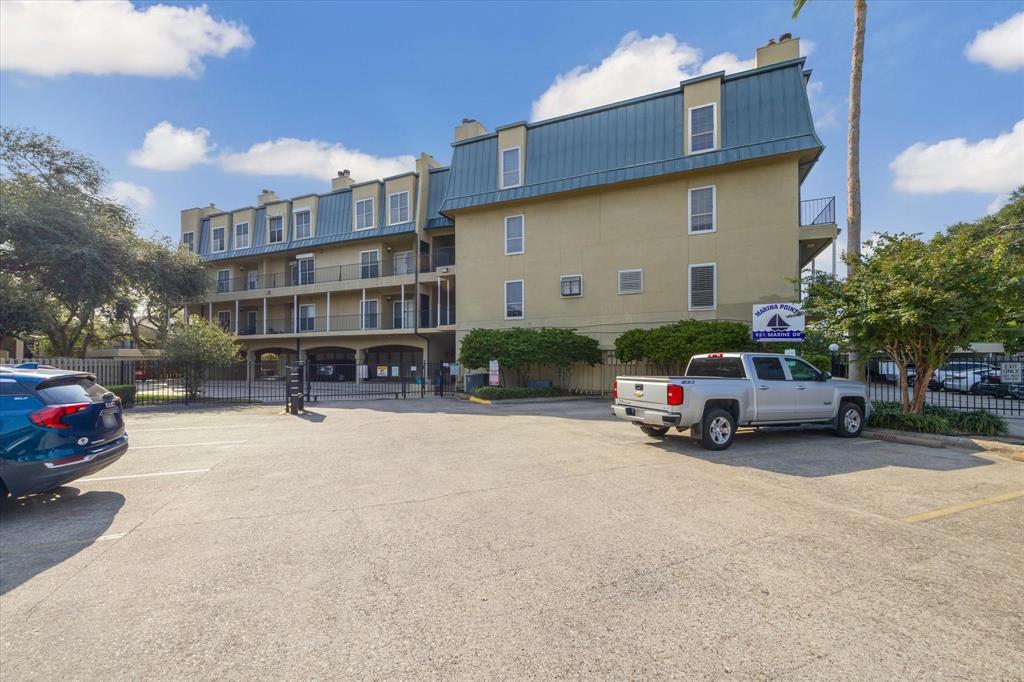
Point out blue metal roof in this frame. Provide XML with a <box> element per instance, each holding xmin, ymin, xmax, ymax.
<box><xmin>425</xmin><ymin>167</ymin><xmax>453</xmax><ymax>229</ymax></box>
<box><xmin>198</xmin><ymin>188</ymin><xmax>415</xmax><ymax>262</ymax></box>
<box><xmin>440</xmin><ymin>59</ymin><xmax>821</xmax><ymax>214</ymax></box>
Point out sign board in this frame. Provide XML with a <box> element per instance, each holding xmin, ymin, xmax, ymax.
<box><xmin>356</xmin><ymin>365</ymin><xmax>368</xmax><ymax>380</ymax></box>
<box><xmin>391</xmin><ymin>366</ymin><xmax>399</xmax><ymax>377</ymax></box>
<box><xmin>784</xmin><ymin>348</ymin><xmax>797</xmax><ymax>356</ymax></box>
<box><xmin>488</xmin><ymin>360</ymin><xmax>499</xmax><ymax>371</ymax></box>
<box><xmin>488</xmin><ymin>370</ymin><xmax>500</xmax><ymax>386</ymax></box>
<box><xmin>752</xmin><ymin>302</ymin><xmax>806</xmax><ymax>342</ymax></box>
<box><xmin>376</xmin><ymin>365</ymin><xmax>389</xmax><ymax>378</ymax></box>
<box><xmin>410</xmin><ymin>365</ymin><xmax>418</xmax><ymax>372</ymax></box>
<box><xmin>449</xmin><ymin>363</ymin><xmax>461</xmax><ymax>376</ymax></box>
<box><xmin>1002</xmin><ymin>362</ymin><xmax>1022</xmax><ymax>384</ymax></box>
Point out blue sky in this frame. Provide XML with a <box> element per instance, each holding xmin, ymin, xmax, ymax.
<box><xmin>2</xmin><ymin>0</ymin><xmax>1022</xmax><ymax>262</ymax></box>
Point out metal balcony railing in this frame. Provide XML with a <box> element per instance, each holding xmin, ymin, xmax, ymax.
<box><xmin>800</xmin><ymin>196</ymin><xmax>836</xmax><ymax>226</ymax></box>
<box><xmin>212</xmin><ymin>248</ymin><xmax>456</xmax><ymax>294</ymax></box>
<box><xmin>232</xmin><ymin>307</ymin><xmax>455</xmax><ymax>336</ymax></box>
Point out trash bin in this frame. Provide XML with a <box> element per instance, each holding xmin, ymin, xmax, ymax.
<box><xmin>465</xmin><ymin>373</ymin><xmax>488</xmax><ymax>393</ymax></box>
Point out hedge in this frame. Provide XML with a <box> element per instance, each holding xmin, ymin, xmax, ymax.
<box><xmin>105</xmin><ymin>384</ymin><xmax>137</xmax><ymax>408</ymax></box>
<box><xmin>472</xmin><ymin>386</ymin><xmax>569</xmax><ymax>400</ymax></box>
<box><xmin>868</xmin><ymin>401</ymin><xmax>1006</xmax><ymax>436</ymax></box>
<box><xmin>614</xmin><ymin>320</ymin><xmax>752</xmax><ymax>374</ymax></box>
<box><xmin>458</xmin><ymin>327</ymin><xmax>601</xmax><ymax>387</ymax></box>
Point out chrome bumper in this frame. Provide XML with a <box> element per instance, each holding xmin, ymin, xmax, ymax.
<box><xmin>611</xmin><ymin>404</ymin><xmax>683</xmax><ymax>427</ymax></box>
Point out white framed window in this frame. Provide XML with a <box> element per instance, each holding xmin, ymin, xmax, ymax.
<box><xmin>245</xmin><ymin>310</ymin><xmax>258</xmax><ymax>334</ymax></box>
<box><xmin>293</xmin><ymin>256</ymin><xmax>315</xmax><ymax>285</ymax></box>
<box><xmin>688</xmin><ymin>186</ymin><xmax>716</xmax><ymax>234</ymax></box>
<box><xmin>560</xmin><ymin>274</ymin><xmax>583</xmax><ymax>297</ymax></box>
<box><xmin>234</xmin><ymin>222</ymin><xmax>249</xmax><ymax>249</ymax></box>
<box><xmin>504</xmin><ymin>279</ymin><xmax>524</xmax><ymax>319</ymax></box>
<box><xmin>361</xmin><ymin>299</ymin><xmax>379</xmax><ymax>329</ymax></box>
<box><xmin>355</xmin><ymin>197</ymin><xmax>375</xmax><ymax>230</ymax></box>
<box><xmin>217</xmin><ymin>310</ymin><xmax>231</xmax><ymax>331</ymax></box>
<box><xmin>360</xmin><ymin>249</ymin><xmax>380</xmax><ymax>279</ymax></box>
<box><xmin>689</xmin><ymin>262</ymin><xmax>717</xmax><ymax>310</ymax></box>
<box><xmin>293</xmin><ymin>210</ymin><xmax>311</xmax><ymax>240</ymax></box>
<box><xmin>688</xmin><ymin>103</ymin><xmax>717</xmax><ymax>154</ymax></box>
<box><xmin>268</xmin><ymin>215</ymin><xmax>284</xmax><ymax>243</ymax></box>
<box><xmin>216</xmin><ymin>269</ymin><xmax>231</xmax><ymax>293</ymax></box>
<box><xmin>388</xmin><ymin>191</ymin><xmax>410</xmax><ymax>225</ymax></box>
<box><xmin>504</xmin><ymin>215</ymin><xmax>524</xmax><ymax>255</ymax></box>
<box><xmin>211</xmin><ymin>226</ymin><xmax>226</xmax><ymax>252</ymax></box>
<box><xmin>182</xmin><ymin>232</ymin><xmax>195</xmax><ymax>253</ymax></box>
<box><xmin>618</xmin><ymin>269</ymin><xmax>643</xmax><ymax>295</ymax></box>
<box><xmin>393</xmin><ymin>250</ymin><xmax>414</xmax><ymax>275</ymax></box>
<box><xmin>500</xmin><ymin>147</ymin><xmax>521</xmax><ymax>189</ymax></box>
<box><xmin>298</xmin><ymin>304</ymin><xmax>316</xmax><ymax>332</ymax></box>
<box><xmin>246</xmin><ymin>270</ymin><xmax>259</xmax><ymax>290</ymax></box>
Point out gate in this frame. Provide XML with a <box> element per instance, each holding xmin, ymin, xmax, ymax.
<box><xmin>866</xmin><ymin>353</ymin><xmax>1023</xmax><ymax>416</ymax></box>
<box><xmin>303</xmin><ymin>361</ymin><xmax>455</xmax><ymax>402</ymax></box>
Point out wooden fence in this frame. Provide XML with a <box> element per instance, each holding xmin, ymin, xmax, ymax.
<box><xmin>18</xmin><ymin>357</ymin><xmax>137</xmax><ymax>386</ymax></box>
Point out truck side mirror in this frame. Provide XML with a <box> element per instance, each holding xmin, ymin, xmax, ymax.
<box><xmin>821</xmin><ymin>372</ymin><xmax>832</xmax><ymax>381</ymax></box>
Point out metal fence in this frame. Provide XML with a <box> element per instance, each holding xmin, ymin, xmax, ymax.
<box><xmin>866</xmin><ymin>354</ymin><xmax>1023</xmax><ymax>416</ymax></box>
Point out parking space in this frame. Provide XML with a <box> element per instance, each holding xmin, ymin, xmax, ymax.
<box><xmin>2</xmin><ymin>399</ymin><xmax>1022</xmax><ymax>678</ymax></box>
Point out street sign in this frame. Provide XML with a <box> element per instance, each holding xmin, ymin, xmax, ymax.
<box><xmin>1002</xmin><ymin>362</ymin><xmax>1022</xmax><ymax>384</ymax></box>
<box><xmin>752</xmin><ymin>302</ymin><xmax>806</xmax><ymax>342</ymax></box>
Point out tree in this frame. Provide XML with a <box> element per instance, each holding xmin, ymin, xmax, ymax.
<box><xmin>794</xmin><ymin>0</ymin><xmax>868</xmax><ymax>381</ymax></box>
<box><xmin>458</xmin><ymin>327</ymin><xmax>601</xmax><ymax>387</ymax></box>
<box><xmin>614</xmin><ymin>320</ymin><xmax>752</xmax><ymax>374</ymax></box>
<box><xmin>803</xmin><ymin>229</ymin><xmax>1021</xmax><ymax>414</ymax></box>
<box><xmin>162</xmin><ymin>319</ymin><xmax>241</xmax><ymax>398</ymax></box>
<box><xmin>0</xmin><ymin>127</ymin><xmax>207</xmax><ymax>355</ymax></box>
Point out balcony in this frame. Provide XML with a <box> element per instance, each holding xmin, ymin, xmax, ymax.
<box><xmin>235</xmin><ymin>307</ymin><xmax>456</xmax><ymax>336</ymax></box>
<box><xmin>212</xmin><ymin>248</ymin><xmax>455</xmax><ymax>295</ymax></box>
<box><xmin>799</xmin><ymin>196</ymin><xmax>838</xmax><ymax>268</ymax></box>
<box><xmin>800</xmin><ymin>196</ymin><xmax>836</xmax><ymax>226</ymax></box>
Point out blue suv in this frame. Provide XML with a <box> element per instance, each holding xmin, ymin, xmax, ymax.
<box><xmin>0</xmin><ymin>365</ymin><xmax>128</xmax><ymax>506</ymax></box>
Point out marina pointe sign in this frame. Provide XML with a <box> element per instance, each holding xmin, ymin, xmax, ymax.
<box><xmin>752</xmin><ymin>303</ymin><xmax>806</xmax><ymax>342</ymax></box>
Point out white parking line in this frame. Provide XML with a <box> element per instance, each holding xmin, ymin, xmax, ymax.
<box><xmin>130</xmin><ymin>440</ymin><xmax>247</xmax><ymax>450</ymax></box>
<box><xmin>129</xmin><ymin>424</ymin><xmax>267</xmax><ymax>433</ymax></box>
<box><xmin>78</xmin><ymin>468</ymin><xmax>211</xmax><ymax>483</ymax></box>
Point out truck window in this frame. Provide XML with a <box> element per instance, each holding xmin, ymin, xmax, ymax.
<box><xmin>685</xmin><ymin>357</ymin><xmax>745</xmax><ymax>378</ymax></box>
<box><xmin>785</xmin><ymin>358</ymin><xmax>821</xmax><ymax>381</ymax></box>
<box><xmin>752</xmin><ymin>357</ymin><xmax>787</xmax><ymax>381</ymax></box>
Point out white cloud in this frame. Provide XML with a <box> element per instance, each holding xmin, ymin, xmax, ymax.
<box><xmin>800</xmin><ymin>39</ymin><xmax>816</xmax><ymax>57</ymax></box>
<box><xmin>889</xmin><ymin>119</ymin><xmax>1024</xmax><ymax>194</ymax></box>
<box><xmin>987</xmin><ymin>194</ymin><xmax>1010</xmax><ymax>215</ymax></box>
<box><xmin>806</xmin><ymin>81</ymin><xmax>837</xmax><ymax>130</ymax></box>
<box><xmin>129</xmin><ymin>122</ymin><xmax>214</xmax><ymax>171</ymax></box>
<box><xmin>530</xmin><ymin>32</ymin><xmax>755</xmax><ymax>121</ymax></box>
<box><xmin>964</xmin><ymin>12</ymin><xmax>1024</xmax><ymax>71</ymax></box>
<box><xmin>219</xmin><ymin>138</ymin><xmax>416</xmax><ymax>182</ymax></box>
<box><xmin>0</xmin><ymin>0</ymin><xmax>253</xmax><ymax>78</ymax></box>
<box><xmin>107</xmin><ymin>180</ymin><xmax>154</xmax><ymax>211</ymax></box>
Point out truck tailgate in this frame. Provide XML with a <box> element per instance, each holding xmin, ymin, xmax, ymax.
<box><xmin>615</xmin><ymin>377</ymin><xmax>672</xmax><ymax>410</ymax></box>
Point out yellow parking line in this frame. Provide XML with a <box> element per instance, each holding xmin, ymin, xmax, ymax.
<box><xmin>900</xmin><ymin>490</ymin><xmax>1024</xmax><ymax>524</ymax></box>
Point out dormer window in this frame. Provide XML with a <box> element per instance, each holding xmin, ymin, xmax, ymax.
<box><xmin>182</xmin><ymin>232</ymin><xmax>194</xmax><ymax>253</ymax></box>
<box><xmin>294</xmin><ymin>210</ymin><xmax>311</xmax><ymax>239</ymax></box>
<box><xmin>234</xmin><ymin>222</ymin><xmax>249</xmax><ymax>249</ymax></box>
<box><xmin>689</xmin><ymin>104</ymin><xmax>716</xmax><ymax>153</ymax></box>
<box><xmin>268</xmin><ymin>215</ymin><xmax>284</xmax><ymax>243</ymax></box>
<box><xmin>388</xmin><ymin>191</ymin><xmax>409</xmax><ymax>225</ymax></box>
<box><xmin>211</xmin><ymin>226</ymin><xmax>225</xmax><ymax>252</ymax></box>
<box><xmin>501</xmin><ymin>147</ymin><xmax>521</xmax><ymax>189</ymax></box>
<box><xmin>355</xmin><ymin>198</ymin><xmax>375</xmax><ymax>230</ymax></box>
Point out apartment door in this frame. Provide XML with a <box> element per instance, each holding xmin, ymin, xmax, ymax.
<box><xmin>393</xmin><ymin>251</ymin><xmax>414</xmax><ymax>275</ymax></box>
<box><xmin>361</xmin><ymin>299</ymin><xmax>379</xmax><ymax>329</ymax></box>
<box><xmin>393</xmin><ymin>300</ymin><xmax>415</xmax><ymax>329</ymax></box>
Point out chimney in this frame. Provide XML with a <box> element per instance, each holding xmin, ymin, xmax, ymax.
<box><xmin>454</xmin><ymin>118</ymin><xmax>487</xmax><ymax>142</ymax></box>
<box><xmin>755</xmin><ymin>33</ymin><xmax>800</xmax><ymax>69</ymax></box>
<box><xmin>200</xmin><ymin>202</ymin><xmax>220</xmax><ymax>216</ymax></box>
<box><xmin>331</xmin><ymin>169</ymin><xmax>354</xmax><ymax>191</ymax></box>
<box><xmin>257</xmin><ymin>188</ymin><xmax>279</xmax><ymax>206</ymax></box>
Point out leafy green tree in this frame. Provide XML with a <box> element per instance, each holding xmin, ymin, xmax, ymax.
<box><xmin>458</xmin><ymin>327</ymin><xmax>601</xmax><ymax>386</ymax></box>
<box><xmin>803</xmin><ymin>228</ymin><xmax>1021</xmax><ymax>414</ymax></box>
<box><xmin>163</xmin><ymin>319</ymin><xmax>241</xmax><ymax>398</ymax></box>
<box><xmin>0</xmin><ymin>127</ymin><xmax>207</xmax><ymax>355</ymax></box>
<box><xmin>614</xmin><ymin>320</ymin><xmax>752</xmax><ymax>374</ymax></box>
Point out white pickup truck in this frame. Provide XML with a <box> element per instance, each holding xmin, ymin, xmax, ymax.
<box><xmin>611</xmin><ymin>352</ymin><xmax>871</xmax><ymax>450</ymax></box>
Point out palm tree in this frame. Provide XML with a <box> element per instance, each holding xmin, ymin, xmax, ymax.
<box><xmin>794</xmin><ymin>0</ymin><xmax>867</xmax><ymax>380</ymax></box>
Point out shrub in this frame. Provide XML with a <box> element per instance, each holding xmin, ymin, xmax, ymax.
<box><xmin>105</xmin><ymin>384</ymin><xmax>137</xmax><ymax>407</ymax></box>
<box><xmin>868</xmin><ymin>401</ymin><xmax>1007</xmax><ymax>436</ymax></box>
<box><xmin>163</xmin><ymin>319</ymin><xmax>241</xmax><ymax>398</ymax></box>
<box><xmin>458</xmin><ymin>327</ymin><xmax>601</xmax><ymax>387</ymax></box>
<box><xmin>614</xmin><ymin>320</ymin><xmax>752</xmax><ymax>373</ymax></box>
<box><xmin>472</xmin><ymin>386</ymin><xmax>568</xmax><ymax>400</ymax></box>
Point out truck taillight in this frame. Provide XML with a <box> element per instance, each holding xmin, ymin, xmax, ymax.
<box><xmin>29</xmin><ymin>403</ymin><xmax>89</xmax><ymax>430</ymax></box>
<box><xmin>667</xmin><ymin>385</ymin><xmax>684</xmax><ymax>405</ymax></box>
<box><xmin>613</xmin><ymin>382</ymin><xmax>618</xmax><ymax>399</ymax></box>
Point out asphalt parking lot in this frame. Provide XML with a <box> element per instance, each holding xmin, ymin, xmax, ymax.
<box><xmin>2</xmin><ymin>398</ymin><xmax>1022</xmax><ymax>679</ymax></box>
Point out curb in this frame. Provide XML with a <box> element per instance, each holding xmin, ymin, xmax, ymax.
<box><xmin>863</xmin><ymin>428</ymin><xmax>1024</xmax><ymax>459</ymax></box>
<box><xmin>458</xmin><ymin>394</ymin><xmax>604</xmax><ymax>406</ymax></box>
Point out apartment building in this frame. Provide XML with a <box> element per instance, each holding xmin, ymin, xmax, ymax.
<box><xmin>180</xmin><ymin>35</ymin><xmax>835</xmax><ymax>371</ymax></box>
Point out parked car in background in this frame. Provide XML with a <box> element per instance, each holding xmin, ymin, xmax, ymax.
<box><xmin>943</xmin><ymin>368</ymin><xmax>1000</xmax><ymax>394</ymax></box>
<box><xmin>971</xmin><ymin>379</ymin><xmax>1023</xmax><ymax>400</ymax></box>
<box><xmin>931</xmin><ymin>362</ymin><xmax>1000</xmax><ymax>390</ymax></box>
<box><xmin>0</xmin><ymin>367</ymin><xmax>128</xmax><ymax>507</ymax></box>
<box><xmin>611</xmin><ymin>353</ymin><xmax>870</xmax><ymax>450</ymax></box>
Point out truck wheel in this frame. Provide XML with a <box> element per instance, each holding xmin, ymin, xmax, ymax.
<box><xmin>835</xmin><ymin>401</ymin><xmax>864</xmax><ymax>438</ymax></box>
<box><xmin>700</xmin><ymin>408</ymin><xmax>735</xmax><ymax>450</ymax></box>
<box><xmin>639</xmin><ymin>425</ymin><xmax>669</xmax><ymax>438</ymax></box>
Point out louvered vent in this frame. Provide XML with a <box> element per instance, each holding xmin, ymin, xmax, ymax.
<box><xmin>690</xmin><ymin>265</ymin><xmax>715</xmax><ymax>308</ymax></box>
<box><xmin>618</xmin><ymin>269</ymin><xmax>643</xmax><ymax>294</ymax></box>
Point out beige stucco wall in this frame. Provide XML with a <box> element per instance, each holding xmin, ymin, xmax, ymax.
<box><xmin>755</xmin><ymin>38</ymin><xmax>800</xmax><ymax>68</ymax></box>
<box><xmin>496</xmin><ymin>125</ymin><xmax>527</xmax><ymax>186</ymax></box>
<box><xmin>263</xmin><ymin>200</ymin><xmax>292</xmax><ymax>245</ymax></box>
<box><xmin>384</xmin><ymin>175</ymin><xmax>417</xmax><ymax>226</ymax></box>
<box><xmin>352</xmin><ymin>182</ymin><xmax>381</xmax><ymax>230</ymax></box>
<box><xmin>291</xmin><ymin>195</ymin><xmax>319</xmax><ymax>240</ymax></box>
<box><xmin>683</xmin><ymin>76</ymin><xmax>722</xmax><ymax>155</ymax></box>
<box><xmin>451</xmin><ymin>154</ymin><xmax>802</xmax><ymax>350</ymax></box>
